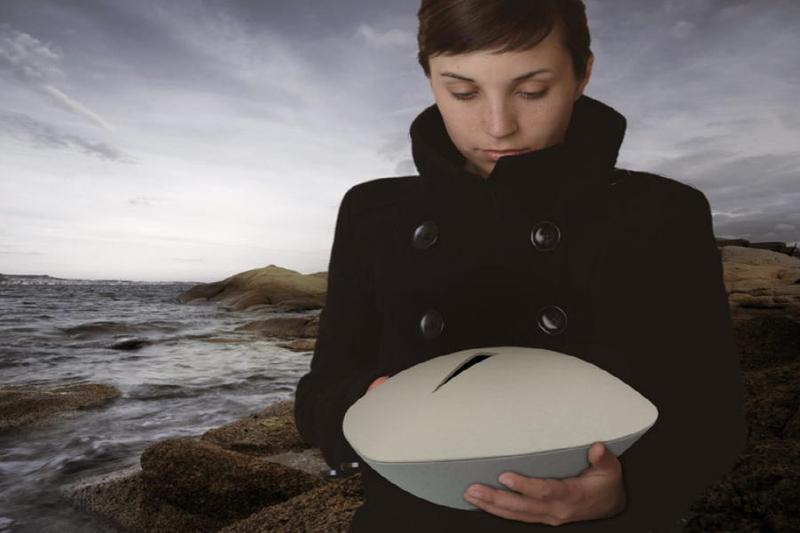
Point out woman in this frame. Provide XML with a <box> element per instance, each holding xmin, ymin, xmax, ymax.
<box><xmin>294</xmin><ymin>1</ymin><xmax>747</xmax><ymax>531</ymax></box>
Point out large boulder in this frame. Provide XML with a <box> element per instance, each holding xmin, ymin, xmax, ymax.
<box><xmin>218</xmin><ymin>474</ymin><xmax>364</xmax><ymax>533</ymax></box>
<box><xmin>139</xmin><ymin>437</ymin><xmax>323</xmax><ymax>521</ymax></box>
<box><xmin>65</xmin><ymin>465</ymin><xmax>227</xmax><ymax>533</ymax></box>
<box><xmin>720</xmin><ymin>246</ymin><xmax>800</xmax><ymax>321</ymax></box>
<box><xmin>176</xmin><ymin>265</ymin><xmax>326</xmax><ymax>312</ymax></box>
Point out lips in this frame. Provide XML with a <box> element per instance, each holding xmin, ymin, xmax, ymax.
<box><xmin>483</xmin><ymin>149</ymin><xmax>530</xmax><ymax>161</ymax></box>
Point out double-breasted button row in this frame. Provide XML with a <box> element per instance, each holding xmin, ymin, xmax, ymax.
<box><xmin>412</xmin><ymin>218</ymin><xmax>561</xmax><ymax>251</ymax></box>
<box><xmin>411</xmin><ymin>218</ymin><xmax>566</xmax><ymax>339</ymax></box>
<box><xmin>417</xmin><ymin>305</ymin><xmax>567</xmax><ymax>340</ymax></box>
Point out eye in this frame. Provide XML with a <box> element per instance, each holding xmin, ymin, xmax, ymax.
<box><xmin>520</xmin><ymin>90</ymin><xmax>548</xmax><ymax>99</ymax></box>
<box><xmin>451</xmin><ymin>91</ymin><xmax>477</xmax><ymax>100</ymax></box>
<box><xmin>449</xmin><ymin>90</ymin><xmax>549</xmax><ymax>101</ymax></box>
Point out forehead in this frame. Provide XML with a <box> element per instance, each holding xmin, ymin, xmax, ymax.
<box><xmin>429</xmin><ymin>25</ymin><xmax>569</xmax><ymax>78</ymax></box>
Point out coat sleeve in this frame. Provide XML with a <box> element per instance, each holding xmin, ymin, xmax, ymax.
<box><xmin>293</xmin><ymin>186</ymin><xmax>387</xmax><ymax>471</ymax></box>
<box><xmin>611</xmin><ymin>186</ymin><xmax>748</xmax><ymax>532</ymax></box>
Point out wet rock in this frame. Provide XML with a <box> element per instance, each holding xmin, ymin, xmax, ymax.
<box><xmin>217</xmin><ymin>474</ymin><xmax>363</xmax><ymax>533</ymax></box>
<box><xmin>278</xmin><ymin>338</ymin><xmax>316</xmax><ymax>352</ymax></box>
<box><xmin>62</xmin><ymin>321</ymin><xmax>138</xmax><ymax>339</ymax></box>
<box><xmin>64</xmin><ymin>465</ymin><xmax>227</xmax><ymax>533</ymax></box>
<box><xmin>272</xmin><ymin>298</ymin><xmax>326</xmax><ymax>313</ymax></box>
<box><xmin>201</xmin><ymin>401</ymin><xmax>306</xmax><ymax>456</ymax></box>
<box><xmin>235</xmin><ymin>315</ymin><xmax>319</xmax><ymax>339</ymax></box>
<box><xmin>258</xmin><ymin>448</ymin><xmax>329</xmax><ymax>477</ymax></box>
<box><xmin>139</xmin><ymin>437</ymin><xmax>323</xmax><ymax>520</ymax></box>
<box><xmin>0</xmin><ymin>382</ymin><xmax>121</xmax><ymax>430</ymax></box>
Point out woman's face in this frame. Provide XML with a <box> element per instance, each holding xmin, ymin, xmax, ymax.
<box><xmin>427</xmin><ymin>22</ymin><xmax>593</xmax><ymax>179</ymax></box>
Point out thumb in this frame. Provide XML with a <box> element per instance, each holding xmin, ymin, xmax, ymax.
<box><xmin>587</xmin><ymin>441</ymin><xmax>609</xmax><ymax>467</ymax></box>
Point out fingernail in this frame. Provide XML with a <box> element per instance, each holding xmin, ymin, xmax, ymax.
<box><xmin>499</xmin><ymin>474</ymin><xmax>513</xmax><ymax>487</ymax></box>
<box><xmin>468</xmin><ymin>487</ymin><xmax>483</xmax><ymax>499</ymax></box>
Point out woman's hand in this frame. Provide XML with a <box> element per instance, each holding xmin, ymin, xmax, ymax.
<box><xmin>366</xmin><ymin>375</ymin><xmax>390</xmax><ymax>393</ymax></box>
<box><xmin>463</xmin><ymin>442</ymin><xmax>626</xmax><ymax>526</ymax></box>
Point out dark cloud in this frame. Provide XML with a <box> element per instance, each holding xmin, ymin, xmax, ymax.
<box><xmin>0</xmin><ymin>22</ymin><xmax>114</xmax><ymax>129</ymax></box>
<box><xmin>0</xmin><ymin>21</ymin><xmax>63</xmax><ymax>83</ymax></box>
<box><xmin>0</xmin><ymin>111</ymin><xmax>132</xmax><ymax>162</ymax></box>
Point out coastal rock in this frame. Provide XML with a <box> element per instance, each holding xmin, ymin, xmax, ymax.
<box><xmin>278</xmin><ymin>338</ymin><xmax>317</xmax><ymax>352</ymax></box>
<box><xmin>176</xmin><ymin>265</ymin><xmax>326</xmax><ymax>312</ymax></box>
<box><xmin>139</xmin><ymin>437</ymin><xmax>323</xmax><ymax>521</ymax></box>
<box><xmin>717</xmin><ymin>238</ymin><xmax>800</xmax><ymax>258</ymax></box>
<box><xmin>733</xmin><ymin>315</ymin><xmax>800</xmax><ymax>368</ymax></box>
<box><xmin>740</xmin><ymin>359</ymin><xmax>800</xmax><ymax>440</ymax></box>
<box><xmin>720</xmin><ymin>246</ymin><xmax>800</xmax><ymax>321</ymax></box>
<box><xmin>64</xmin><ymin>450</ymin><xmax>344</xmax><ymax>533</ymax></box>
<box><xmin>201</xmin><ymin>400</ymin><xmax>307</xmax><ymax>456</ymax></box>
<box><xmin>235</xmin><ymin>315</ymin><xmax>319</xmax><ymax>339</ymax></box>
<box><xmin>65</xmin><ymin>465</ymin><xmax>227</xmax><ymax>533</ymax></box>
<box><xmin>217</xmin><ymin>474</ymin><xmax>363</xmax><ymax>533</ymax></box>
<box><xmin>271</xmin><ymin>298</ymin><xmax>327</xmax><ymax>313</ymax></box>
<box><xmin>63</xmin><ymin>402</ymin><xmax>331</xmax><ymax>532</ymax></box>
<box><xmin>254</xmin><ymin>399</ymin><xmax>295</xmax><ymax>418</ymax></box>
<box><xmin>689</xmin><ymin>438</ymin><xmax>800</xmax><ymax>533</ymax></box>
<box><xmin>62</xmin><ymin>321</ymin><xmax>140</xmax><ymax>339</ymax></box>
<box><xmin>0</xmin><ymin>382</ymin><xmax>121</xmax><ymax>430</ymax></box>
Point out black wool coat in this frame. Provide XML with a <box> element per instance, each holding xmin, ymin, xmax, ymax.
<box><xmin>293</xmin><ymin>95</ymin><xmax>747</xmax><ymax>533</ymax></box>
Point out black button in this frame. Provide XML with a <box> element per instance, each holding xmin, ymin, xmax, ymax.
<box><xmin>412</xmin><ymin>220</ymin><xmax>439</xmax><ymax>249</ymax></box>
<box><xmin>530</xmin><ymin>221</ymin><xmax>561</xmax><ymax>251</ymax></box>
<box><xmin>419</xmin><ymin>308</ymin><xmax>444</xmax><ymax>340</ymax></box>
<box><xmin>537</xmin><ymin>305</ymin><xmax>567</xmax><ymax>335</ymax></box>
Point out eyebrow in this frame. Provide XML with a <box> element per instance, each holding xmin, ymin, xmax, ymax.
<box><xmin>439</xmin><ymin>68</ymin><xmax>553</xmax><ymax>83</ymax></box>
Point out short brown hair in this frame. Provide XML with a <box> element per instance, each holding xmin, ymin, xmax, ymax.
<box><xmin>417</xmin><ymin>0</ymin><xmax>592</xmax><ymax>81</ymax></box>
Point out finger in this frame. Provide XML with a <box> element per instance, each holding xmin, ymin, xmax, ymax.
<box><xmin>500</xmin><ymin>473</ymin><xmax>571</xmax><ymax>501</ymax></box>
<box><xmin>583</xmin><ymin>443</ymin><xmax>622</xmax><ymax>477</ymax></box>
<box><xmin>465</xmin><ymin>488</ymin><xmax>564</xmax><ymax>526</ymax></box>
<box><xmin>466</xmin><ymin>484</ymin><xmax>550</xmax><ymax>516</ymax></box>
<box><xmin>589</xmin><ymin>442</ymin><xmax>618</xmax><ymax>466</ymax></box>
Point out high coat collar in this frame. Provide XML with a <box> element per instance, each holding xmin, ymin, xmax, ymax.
<box><xmin>408</xmin><ymin>94</ymin><xmax>628</xmax><ymax>198</ymax></box>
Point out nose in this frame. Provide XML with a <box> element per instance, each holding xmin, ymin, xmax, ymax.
<box><xmin>482</xmin><ymin>99</ymin><xmax>519</xmax><ymax>139</ymax></box>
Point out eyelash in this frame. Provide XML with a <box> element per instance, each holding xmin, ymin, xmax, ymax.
<box><xmin>450</xmin><ymin>90</ymin><xmax>548</xmax><ymax>101</ymax></box>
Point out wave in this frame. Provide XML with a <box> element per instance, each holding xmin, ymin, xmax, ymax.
<box><xmin>127</xmin><ymin>376</ymin><xmax>281</xmax><ymax>401</ymax></box>
<box><xmin>60</xmin><ymin>319</ymin><xmax>187</xmax><ymax>340</ymax></box>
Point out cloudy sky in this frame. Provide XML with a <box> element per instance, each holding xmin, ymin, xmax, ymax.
<box><xmin>1</xmin><ymin>0</ymin><xmax>798</xmax><ymax>282</ymax></box>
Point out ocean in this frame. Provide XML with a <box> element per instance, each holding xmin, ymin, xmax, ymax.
<box><xmin>0</xmin><ymin>275</ymin><xmax>313</xmax><ymax>532</ymax></box>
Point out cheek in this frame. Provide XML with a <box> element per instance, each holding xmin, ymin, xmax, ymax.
<box><xmin>523</xmin><ymin>99</ymin><xmax>573</xmax><ymax>135</ymax></box>
<box><xmin>440</xmin><ymin>109</ymin><xmax>476</xmax><ymax>142</ymax></box>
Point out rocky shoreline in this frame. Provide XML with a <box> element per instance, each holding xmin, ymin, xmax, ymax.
<box><xmin>3</xmin><ymin>246</ymin><xmax>799</xmax><ymax>531</ymax></box>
